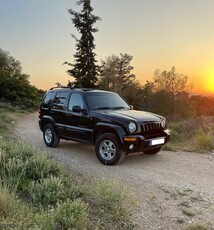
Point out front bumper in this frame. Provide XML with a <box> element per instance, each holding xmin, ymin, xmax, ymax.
<box><xmin>122</xmin><ymin>129</ymin><xmax>170</xmax><ymax>153</ymax></box>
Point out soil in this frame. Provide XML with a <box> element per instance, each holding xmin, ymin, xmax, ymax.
<box><xmin>15</xmin><ymin>113</ymin><xmax>214</xmax><ymax>230</ymax></box>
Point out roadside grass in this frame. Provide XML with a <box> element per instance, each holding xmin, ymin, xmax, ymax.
<box><xmin>165</xmin><ymin>116</ymin><xmax>214</xmax><ymax>152</ymax></box>
<box><xmin>185</xmin><ymin>224</ymin><xmax>209</xmax><ymax>230</ymax></box>
<box><xmin>160</xmin><ymin>187</ymin><xmax>213</xmax><ymax>230</ymax></box>
<box><xmin>0</xmin><ymin>139</ymin><xmax>135</xmax><ymax>229</ymax></box>
<box><xmin>0</xmin><ymin>106</ymin><xmax>135</xmax><ymax>229</ymax></box>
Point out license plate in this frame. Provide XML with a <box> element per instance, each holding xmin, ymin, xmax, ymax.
<box><xmin>150</xmin><ymin>138</ymin><xmax>165</xmax><ymax>146</ymax></box>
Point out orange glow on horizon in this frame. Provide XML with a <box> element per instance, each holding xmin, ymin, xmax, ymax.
<box><xmin>202</xmin><ymin>68</ymin><xmax>214</xmax><ymax>94</ymax></box>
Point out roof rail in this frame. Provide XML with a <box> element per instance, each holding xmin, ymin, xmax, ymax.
<box><xmin>49</xmin><ymin>86</ymin><xmax>96</xmax><ymax>91</ymax></box>
<box><xmin>50</xmin><ymin>86</ymin><xmax>74</xmax><ymax>90</ymax></box>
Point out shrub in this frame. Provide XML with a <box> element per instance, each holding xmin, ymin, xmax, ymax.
<box><xmin>0</xmin><ymin>186</ymin><xmax>36</xmax><ymax>229</ymax></box>
<box><xmin>0</xmin><ymin>140</ymin><xmax>35</xmax><ymax>161</ymax></box>
<box><xmin>0</xmin><ymin>157</ymin><xmax>26</xmax><ymax>192</ymax></box>
<box><xmin>26</xmin><ymin>154</ymin><xmax>62</xmax><ymax>180</ymax></box>
<box><xmin>194</xmin><ymin>131</ymin><xmax>214</xmax><ymax>151</ymax></box>
<box><xmin>94</xmin><ymin>180</ymin><xmax>126</xmax><ymax>211</ymax></box>
<box><xmin>89</xmin><ymin>180</ymin><xmax>135</xmax><ymax>229</ymax></box>
<box><xmin>36</xmin><ymin>199</ymin><xmax>88</xmax><ymax>230</ymax></box>
<box><xmin>54</xmin><ymin>199</ymin><xmax>88</xmax><ymax>229</ymax></box>
<box><xmin>0</xmin><ymin>186</ymin><xmax>15</xmax><ymax>217</ymax></box>
<box><xmin>29</xmin><ymin>176</ymin><xmax>68</xmax><ymax>206</ymax></box>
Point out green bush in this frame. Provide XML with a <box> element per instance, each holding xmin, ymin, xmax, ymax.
<box><xmin>94</xmin><ymin>180</ymin><xmax>125</xmax><ymax>210</ymax></box>
<box><xmin>0</xmin><ymin>186</ymin><xmax>15</xmax><ymax>218</ymax></box>
<box><xmin>0</xmin><ymin>186</ymin><xmax>36</xmax><ymax>229</ymax></box>
<box><xmin>54</xmin><ymin>199</ymin><xmax>88</xmax><ymax>229</ymax></box>
<box><xmin>194</xmin><ymin>131</ymin><xmax>214</xmax><ymax>151</ymax></box>
<box><xmin>29</xmin><ymin>175</ymin><xmax>82</xmax><ymax>206</ymax></box>
<box><xmin>0</xmin><ymin>137</ymin><xmax>134</xmax><ymax>229</ymax></box>
<box><xmin>36</xmin><ymin>199</ymin><xmax>88</xmax><ymax>230</ymax></box>
<box><xmin>89</xmin><ymin>180</ymin><xmax>135</xmax><ymax>229</ymax></box>
<box><xmin>26</xmin><ymin>153</ymin><xmax>62</xmax><ymax>180</ymax></box>
<box><xmin>29</xmin><ymin>176</ymin><xmax>68</xmax><ymax>206</ymax></box>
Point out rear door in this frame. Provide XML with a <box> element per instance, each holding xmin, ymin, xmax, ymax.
<box><xmin>51</xmin><ymin>91</ymin><xmax>69</xmax><ymax>137</ymax></box>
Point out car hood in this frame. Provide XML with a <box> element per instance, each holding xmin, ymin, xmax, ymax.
<box><xmin>93</xmin><ymin>109</ymin><xmax>164</xmax><ymax>123</ymax></box>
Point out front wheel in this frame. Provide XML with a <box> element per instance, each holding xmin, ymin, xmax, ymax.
<box><xmin>43</xmin><ymin>124</ymin><xmax>60</xmax><ymax>147</ymax></box>
<box><xmin>143</xmin><ymin>147</ymin><xmax>161</xmax><ymax>155</ymax></box>
<box><xmin>95</xmin><ymin>133</ymin><xmax>125</xmax><ymax>165</ymax></box>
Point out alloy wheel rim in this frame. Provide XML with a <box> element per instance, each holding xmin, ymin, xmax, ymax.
<box><xmin>45</xmin><ymin>128</ymin><xmax>53</xmax><ymax>144</ymax></box>
<box><xmin>99</xmin><ymin>140</ymin><xmax>116</xmax><ymax>161</ymax></box>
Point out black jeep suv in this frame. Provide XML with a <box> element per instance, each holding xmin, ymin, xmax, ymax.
<box><xmin>39</xmin><ymin>87</ymin><xmax>170</xmax><ymax>165</ymax></box>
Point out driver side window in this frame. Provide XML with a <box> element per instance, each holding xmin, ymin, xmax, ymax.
<box><xmin>68</xmin><ymin>93</ymin><xmax>84</xmax><ymax>111</ymax></box>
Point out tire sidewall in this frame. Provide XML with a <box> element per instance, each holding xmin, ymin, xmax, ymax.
<box><xmin>95</xmin><ymin>133</ymin><xmax>123</xmax><ymax>165</ymax></box>
<box><xmin>43</xmin><ymin>124</ymin><xmax>59</xmax><ymax>147</ymax></box>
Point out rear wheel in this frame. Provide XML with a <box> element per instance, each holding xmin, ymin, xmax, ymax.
<box><xmin>95</xmin><ymin>133</ymin><xmax>125</xmax><ymax>165</ymax></box>
<box><xmin>43</xmin><ymin>124</ymin><xmax>60</xmax><ymax>147</ymax></box>
<box><xmin>143</xmin><ymin>147</ymin><xmax>161</xmax><ymax>155</ymax></box>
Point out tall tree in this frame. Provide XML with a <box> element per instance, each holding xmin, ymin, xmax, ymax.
<box><xmin>153</xmin><ymin>67</ymin><xmax>194</xmax><ymax>118</ymax></box>
<box><xmin>99</xmin><ymin>53</ymin><xmax>135</xmax><ymax>93</ymax></box>
<box><xmin>65</xmin><ymin>0</ymin><xmax>101</xmax><ymax>88</ymax></box>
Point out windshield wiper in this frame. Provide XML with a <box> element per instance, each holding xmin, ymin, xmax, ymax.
<box><xmin>112</xmin><ymin>106</ymin><xmax>127</xmax><ymax>110</ymax></box>
<box><xmin>94</xmin><ymin>106</ymin><xmax>112</xmax><ymax>110</ymax></box>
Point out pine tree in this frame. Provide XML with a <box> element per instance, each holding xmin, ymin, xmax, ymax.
<box><xmin>65</xmin><ymin>0</ymin><xmax>100</xmax><ymax>88</ymax></box>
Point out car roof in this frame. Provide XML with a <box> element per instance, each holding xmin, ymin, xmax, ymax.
<box><xmin>48</xmin><ymin>87</ymin><xmax>116</xmax><ymax>95</ymax></box>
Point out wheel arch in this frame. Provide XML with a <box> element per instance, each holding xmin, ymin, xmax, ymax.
<box><xmin>40</xmin><ymin>115</ymin><xmax>55</xmax><ymax>131</ymax></box>
<box><xmin>93</xmin><ymin>122</ymin><xmax>126</xmax><ymax>146</ymax></box>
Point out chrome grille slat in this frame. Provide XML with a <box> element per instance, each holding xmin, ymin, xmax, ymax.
<box><xmin>141</xmin><ymin>122</ymin><xmax>163</xmax><ymax>135</ymax></box>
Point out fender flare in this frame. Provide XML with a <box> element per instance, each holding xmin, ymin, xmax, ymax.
<box><xmin>93</xmin><ymin>122</ymin><xmax>126</xmax><ymax>145</ymax></box>
<box><xmin>41</xmin><ymin>115</ymin><xmax>55</xmax><ymax>131</ymax></box>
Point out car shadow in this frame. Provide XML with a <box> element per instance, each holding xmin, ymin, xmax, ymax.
<box><xmin>54</xmin><ymin>140</ymin><xmax>165</xmax><ymax>166</ymax></box>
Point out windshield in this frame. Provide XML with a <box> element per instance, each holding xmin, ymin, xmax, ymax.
<box><xmin>86</xmin><ymin>93</ymin><xmax>130</xmax><ymax>110</ymax></box>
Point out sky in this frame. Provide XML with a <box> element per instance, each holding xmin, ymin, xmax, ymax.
<box><xmin>0</xmin><ymin>0</ymin><xmax>213</xmax><ymax>94</ymax></box>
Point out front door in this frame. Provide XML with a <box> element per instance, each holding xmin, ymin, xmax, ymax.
<box><xmin>64</xmin><ymin>93</ymin><xmax>92</xmax><ymax>143</ymax></box>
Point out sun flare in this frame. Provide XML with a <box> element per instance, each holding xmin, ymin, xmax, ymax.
<box><xmin>205</xmin><ymin>68</ymin><xmax>214</xmax><ymax>93</ymax></box>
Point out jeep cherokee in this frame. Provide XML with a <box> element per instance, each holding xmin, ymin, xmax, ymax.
<box><xmin>39</xmin><ymin>87</ymin><xmax>170</xmax><ymax>165</ymax></box>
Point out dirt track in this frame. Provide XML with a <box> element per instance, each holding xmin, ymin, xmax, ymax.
<box><xmin>15</xmin><ymin>113</ymin><xmax>214</xmax><ymax>230</ymax></box>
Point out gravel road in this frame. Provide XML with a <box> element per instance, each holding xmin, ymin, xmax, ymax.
<box><xmin>15</xmin><ymin>113</ymin><xmax>214</xmax><ymax>230</ymax></box>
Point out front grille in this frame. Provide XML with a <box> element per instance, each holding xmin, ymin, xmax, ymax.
<box><xmin>141</xmin><ymin>122</ymin><xmax>163</xmax><ymax>136</ymax></box>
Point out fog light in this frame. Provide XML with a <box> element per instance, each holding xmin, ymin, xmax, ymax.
<box><xmin>129</xmin><ymin>144</ymin><xmax>134</xmax><ymax>150</ymax></box>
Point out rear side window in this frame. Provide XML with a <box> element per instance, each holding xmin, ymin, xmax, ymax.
<box><xmin>42</xmin><ymin>92</ymin><xmax>55</xmax><ymax>108</ymax></box>
<box><xmin>53</xmin><ymin>92</ymin><xmax>69</xmax><ymax>110</ymax></box>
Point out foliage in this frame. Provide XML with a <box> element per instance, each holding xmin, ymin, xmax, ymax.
<box><xmin>0</xmin><ymin>48</ymin><xmax>44</xmax><ymax>109</ymax></box>
<box><xmin>194</xmin><ymin>131</ymin><xmax>214</xmax><ymax>151</ymax></box>
<box><xmin>99</xmin><ymin>53</ymin><xmax>135</xmax><ymax>93</ymax></box>
<box><xmin>190</xmin><ymin>95</ymin><xmax>214</xmax><ymax>116</ymax></box>
<box><xmin>65</xmin><ymin>0</ymin><xmax>101</xmax><ymax>88</ymax></box>
<box><xmin>99</xmin><ymin>53</ymin><xmax>144</xmax><ymax>109</ymax></box>
<box><xmin>167</xmin><ymin>116</ymin><xmax>214</xmax><ymax>152</ymax></box>
<box><xmin>0</xmin><ymin>135</ymin><xmax>134</xmax><ymax>229</ymax></box>
<box><xmin>135</xmin><ymin>67</ymin><xmax>195</xmax><ymax>119</ymax></box>
<box><xmin>53</xmin><ymin>199</ymin><xmax>88</xmax><ymax>230</ymax></box>
<box><xmin>0</xmin><ymin>187</ymin><xmax>36</xmax><ymax>229</ymax></box>
<box><xmin>87</xmin><ymin>180</ymin><xmax>136</xmax><ymax>229</ymax></box>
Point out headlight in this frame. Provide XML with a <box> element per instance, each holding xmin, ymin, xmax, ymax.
<box><xmin>128</xmin><ymin>122</ymin><xmax>137</xmax><ymax>133</ymax></box>
<box><xmin>161</xmin><ymin>119</ymin><xmax>166</xmax><ymax>128</ymax></box>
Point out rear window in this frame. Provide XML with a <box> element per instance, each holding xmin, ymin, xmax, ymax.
<box><xmin>42</xmin><ymin>92</ymin><xmax>55</xmax><ymax>108</ymax></box>
<box><xmin>53</xmin><ymin>92</ymin><xmax>69</xmax><ymax>110</ymax></box>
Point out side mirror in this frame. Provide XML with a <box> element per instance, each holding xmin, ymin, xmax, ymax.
<box><xmin>129</xmin><ymin>105</ymin><xmax>134</xmax><ymax>110</ymax></box>
<box><xmin>72</xmin><ymin>105</ymin><xmax>82</xmax><ymax>113</ymax></box>
<box><xmin>72</xmin><ymin>106</ymin><xmax>88</xmax><ymax>115</ymax></box>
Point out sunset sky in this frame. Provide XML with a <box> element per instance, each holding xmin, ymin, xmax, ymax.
<box><xmin>0</xmin><ymin>0</ymin><xmax>213</xmax><ymax>94</ymax></box>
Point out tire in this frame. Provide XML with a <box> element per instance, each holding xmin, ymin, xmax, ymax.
<box><xmin>95</xmin><ymin>133</ymin><xmax>125</xmax><ymax>165</ymax></box>
<box><xmin>43</xmin><ymin>124</ymin><xmax>60</xmax><ymax>148</ymax></box>
<box><xmin>143</xmin><ymin>147</ymin><xmax>161</xmax><ymax>155</ymax></box>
